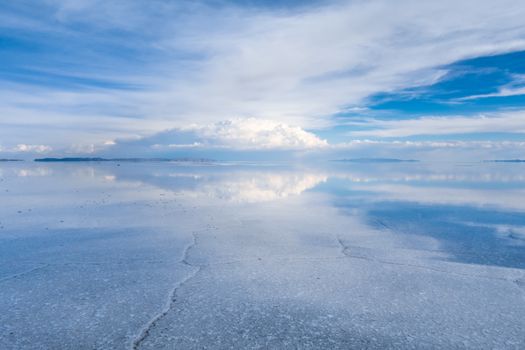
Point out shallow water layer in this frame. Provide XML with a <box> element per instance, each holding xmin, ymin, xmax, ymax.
<box><xmin>1</xmin><ymin>161</ymin><xmax>524</xmax><ymax>349</ymax></box>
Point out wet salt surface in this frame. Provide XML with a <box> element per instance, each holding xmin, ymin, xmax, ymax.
<box><xmin>0</xmin><ymin>161</ymin><xmax>524</xmax><ymax>349</ymax></box>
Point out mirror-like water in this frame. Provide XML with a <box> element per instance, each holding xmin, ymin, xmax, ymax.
<box><xmin>1</xmin><ymin>161</ymin><xmax>524</xmax><ymax>349</ymax></box>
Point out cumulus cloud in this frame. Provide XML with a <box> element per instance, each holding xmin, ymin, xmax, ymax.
<box><xmin>106</xmin><ymin>117</ymin><xmax>525</xmax><ymax>161</ymax></box>
<box><xmin>192</xmin><ymin>118</ymin><xmax>328</xmax><ymax>150</ymax></box>
<box><xmin>0</xmin><ymin>144</ymin><xmax>52</xmax><ymax>159</ymax></box>
<box><xmin>114</xmin><ymin>118</ymin><xmax>327</xmax><ymax>153</ymax></box>
<box><xmin>13</xmin><ymin>144</ymin><xmax>52</xmax><ymax>153</ymax></box>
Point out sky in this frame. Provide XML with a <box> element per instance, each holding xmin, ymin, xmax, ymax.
<box><xmin>1</xmin><ymin>0</ymin><xmax>525</xmax><ymax>160</ymax></box>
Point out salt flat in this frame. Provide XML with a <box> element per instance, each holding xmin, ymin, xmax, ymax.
<box><xmin>1</xmin><ymin>161</ymin><xmax>524</xmax><ymax>349</ymax></box>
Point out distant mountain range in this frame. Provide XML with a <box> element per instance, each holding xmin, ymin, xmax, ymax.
<box><xmin>34</xmin><ymin>157</ymin><xmax>215</xmax><ymax>163</ymax></box>
<box><xmin>0</xmin><ymin>159</ymin><xmax>23</xmax><ymax>162</ymax></box>
<box><xmin>332</xmin><ymin>158</ymin><xmax>419</xmax><ymax>163</ymax></box>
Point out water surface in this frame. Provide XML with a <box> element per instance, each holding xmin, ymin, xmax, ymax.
<box><xmin>1</xmin><ymin>161</ymin><xmax>524</xmax><ymax>349</ymax></box>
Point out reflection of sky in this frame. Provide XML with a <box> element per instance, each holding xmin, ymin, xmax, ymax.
<box><xmin>1</xmin><ymin>161</ymin><xmax>525</xmax><ymax>348</ymax></box>
<box><xmin>108</xmin><ymin>165</ymin><xmax>326</xmax><ymax>203</ymax></box>
<box><xmin>2</xmin><ymin>161</ymin><xmax>525</xmax><ymax>271</ymax></box>
<box><xmin>362</xmin><ymin>204</ymin><xmax>525</xmax><ymax>269</ymax></box>
<box><xmin>323</xmin><ymin>163</ymin><xmax>525</xmax><ymax>269</ymax></box>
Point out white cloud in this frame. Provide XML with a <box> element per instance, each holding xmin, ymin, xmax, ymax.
<box><xmin>193</xmin><ymin>118</ymin><xmax>328</xmax><ymax>150</ymax></box>
<box><xmin>144</xmin><ymin>0</ymin><xmax>525</xmax><ymax>129</ymax></box>
<box><xmin>457</xmin><ymin>87</ymin><xmax>525</xmax><ymax>101</ymax></box>
<box><xmin>350</xmin><ymin>112</ymin><xmax>525</xmax><ymax>138</ymax></box>
<box><xmin>67</xmin><ymin>143</ymin><xmax>97</xmax><ymax>154</ymax></box>
<box><xmin>457</xmin><ymin>74</ymin><xmax>525</xmax><ymax>101</ymax></box>
<box><xmin>323</xmin><ymin>138</ymin><xmax>525</xmax><ymax>162</ymax></box>
<box><xmin>3</xmin><ymin>0</ymin><xmax>525</xmax><ymax>152</ymax></box>
<box><xmin>108</xmin><ymin>118</ymin><xmax>525</xmax><ymax>160</ymax></box>
<box><xmin>153</xmin><ymin>142</ymin><xmax>203</xmax><ymax>149</ymax></box>
<box><xmin>118</xmin><ymin>118</ymin><xmax>328</xmax><ymax>152</ymax></box>
<box><xmin>13</xmin><ymin>144</ymin><xmax>52</xmax><ymax>153</ymax></box>
<box><xmin>336</xmin><ymin>139</ymin><xmax>525</xmax><ymax>149</ymax></box>
<box><xmin>0</xmin><ymin>143</ymin><xmax>52</xmax><ymax>156</ymax></box>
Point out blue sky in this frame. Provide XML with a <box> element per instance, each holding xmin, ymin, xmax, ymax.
<box><xmin>1</xmin><ymin>0</ymin><xmax>525</xmax><ymax>160</ymax></box>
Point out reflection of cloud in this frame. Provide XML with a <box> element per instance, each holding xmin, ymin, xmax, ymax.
<box><xmin>461</xmin><ymin>222</ymin><xmax>525</xmax><ymax>246</ymax></box>
<box><xmin>327</xmin><ymin>162</ymin><xmax>525</xmax><ymax>183</ymax></box>
<box><xmin>357</xmin><ymin>183</ymin><xmax>525</xmax><ymax>212</ymax></box>
<box><xmin>334</xmin><ymin>172</ymin><xmax>525</xmax><ymax>183</ymax></box>
<box><xmin>321</xmin><ymin>160</ymin><xmax>525</xmax><ymax>214</ymax></box>
<box><xmin>2</xmin><ymin>162</ymin><xmax>327</xmax><ymax>204</ymax></box>
<box><xmin>175</xmin><ymin>173</ymin><xmax>328</xmax><ymax>203</ymax></box>
<box><xmin>16</xmin><ymin>167</ymin><xmax>53</xmax><ymax>177</ymax></box>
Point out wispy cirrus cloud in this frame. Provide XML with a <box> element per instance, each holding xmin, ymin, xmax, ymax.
<box><xmin>335</xmin><ymin>139</ymin><xmax>525</xmax><ymax>149</ymax></box>
<box><xmin>2</xmin><ymin>0</ymin><xmax>525</xmax><ymax>156</ymax></box>
<box><xmin>456</xmin><ymin>74</ymin><xmax>525</xmax><ymax>101</ymax></box>
<box><xmin>327</xmin><ymin>139</ymin><xmax>525</xmax><ymax>162</ymax></box>
<box><xmin>457</xmin><ymin>87</ymin><xmax>525</xmax><ymax>101</ymax></box>
<box><xmin>350</xmin><ymin>112</ymin><xmax>525</xmax><ymax>138</ymax></box>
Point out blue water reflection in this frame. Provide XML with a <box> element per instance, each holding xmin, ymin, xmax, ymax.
<box><xmin>1</xmin><ymin>160</ymin><xmax>525</xmax><ymax>349</ymax></box>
